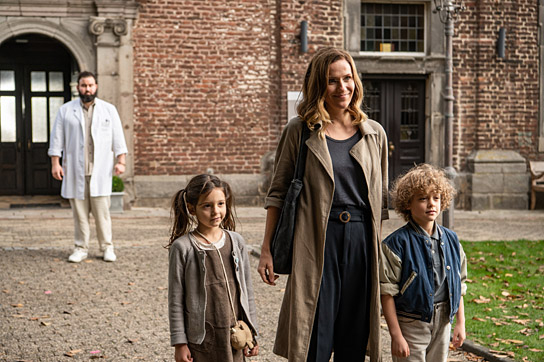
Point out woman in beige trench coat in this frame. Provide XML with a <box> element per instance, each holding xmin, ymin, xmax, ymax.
<box><xmin>258</xmin><ymin>47</ymin><xmax>389</xmax><ymax>362</ymax></box>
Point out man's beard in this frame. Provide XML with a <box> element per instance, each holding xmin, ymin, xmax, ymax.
<box><xmin>79</xmin><ymin>92</ymin><xmax>97</xmax><ymax>103</ymax></box>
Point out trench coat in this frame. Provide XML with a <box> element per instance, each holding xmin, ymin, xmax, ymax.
<box><xmin>48</xmin><ymin>98</ymin><xmax>128</xmax><ymax>200</ymax></box>
<box><xmin>265</xmin><ymin>117</ymin><xmax>389</xmax><ymax>362</ymax></box>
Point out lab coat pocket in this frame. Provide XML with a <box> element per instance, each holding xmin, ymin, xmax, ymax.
<box><xmin>97</xmin><ymin>119</ymin><xmax>113</xmax><ymax>143</ymax></box>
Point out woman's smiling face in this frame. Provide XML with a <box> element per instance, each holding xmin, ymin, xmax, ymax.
<box><xmin>324</xmin><ymin>58</ymin><xmax>354</xmax><ymax>113</ymax></box>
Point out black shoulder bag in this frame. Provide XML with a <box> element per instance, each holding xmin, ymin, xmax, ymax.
<box><xmin>270</xmin><ymin>124</ymin><xmax>310</xmax><ymax>275</ymax></box>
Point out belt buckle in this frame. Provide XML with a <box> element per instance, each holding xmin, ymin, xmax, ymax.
<box><xmin>339</xmin><ymin>211</ymin><xmax>351</xmax><ymax>223</ymax></box>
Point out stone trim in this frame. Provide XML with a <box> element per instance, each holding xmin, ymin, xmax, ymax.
<box><xmin>89</xmin><ymin>16</ymin><xmax>128</xmax><ymax>37</ymax></box>
<box><xmin>0</xmin><ymin>17</ymin><xmax>93</xmax><ymax>71</ymax></box>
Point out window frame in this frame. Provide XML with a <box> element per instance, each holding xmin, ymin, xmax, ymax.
<box><xmin>345</xmin><ymin>0</ymin><xmax>443</xmax><ymax>59</ymax></box>
<box><xmin>359</xmin><ymin>1</ymin><xmax>428</xmax><ymax>57</ymax></box>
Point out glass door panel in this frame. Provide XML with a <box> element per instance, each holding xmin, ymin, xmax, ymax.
<box><xmin>48</xmin><ymin>72</ymin><xmax>63</xmax><ymax>92</ymax></box>
<box><xmin>49</xmin><ymin>97</ymin><xmax>64</xmax><ymax>132</ymax></box>
<box><xmin>31</xmin><ymin>97</ymin><xmax>47</xmax><ymax>142</ymax></box>
<box><xmin>1</xmin><ymin>96</ymin><xmax>16</xmax><ymax>142</ymax></box>
<box><xmin>0</xmin><ymin>70</ymin><xmax>15</xmax><ymax>90</ymax></box>
<box><xmin>30</xmin><ymin>71</ymin><xmax>47</xmax><ymax>91</ymax></box>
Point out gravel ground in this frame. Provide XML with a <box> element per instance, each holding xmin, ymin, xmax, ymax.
<box><xmin>2</xmin><ymin>205</ymin><xmax>541</xmax><ymax>361</ymax></box>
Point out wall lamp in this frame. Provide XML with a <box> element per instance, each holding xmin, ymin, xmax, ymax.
<box><xmin>497</xmin><ymin>27</ymin><xmax>506</xmax><ymax>58</ymax></box>
<box><xmin>300</xmin><ymin>20</ymin><xmax>308</xmax><ymax>53</ymax></box>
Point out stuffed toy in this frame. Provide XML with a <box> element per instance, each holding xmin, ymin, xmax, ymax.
<box><xmin>230</xmin><ymin>320</ymin><xmax>254</xmax><ymax>350</ymax></box>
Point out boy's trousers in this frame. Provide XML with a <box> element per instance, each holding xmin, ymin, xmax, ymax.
<box><xmin>393</xmin><ymin>302</ymin><xmax>451</xmax><ymax>362</ymax></box>
<box><xmin>307</xmin><ymin>208</ymin><xmax>371</xmax><ymax>362</ymax></box>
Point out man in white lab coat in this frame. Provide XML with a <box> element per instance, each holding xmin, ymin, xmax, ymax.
<box><xmin>48</xmin><ymin>71</ymin><xmax>128</xmax><ymax>263</ymax></box>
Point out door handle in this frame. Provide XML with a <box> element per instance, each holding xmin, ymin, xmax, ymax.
<box><xmin>388</xmin><ymin>141</ymin><xmax>395</xmax><ymax>157</ymax></box>
<box><xmin>17</xmin><ymin>141</ymin><xmax>22</xmax><ymax>151</ymax></box>
<box><xmin>27</xmin><ymin>139</ymin><xmax>31</xmax><ymax>150</ymax></box>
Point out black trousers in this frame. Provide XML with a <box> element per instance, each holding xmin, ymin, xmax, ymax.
<box><xmin>307</xmin><ymin>207</ymin><xmax>372</xmax><ymax>362</ymax></box>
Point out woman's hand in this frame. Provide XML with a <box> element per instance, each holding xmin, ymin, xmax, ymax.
<box><xmin>174</xmin><ymin>344</ymin><xmax>192</xmax><ymax>362</ymax></box>
<box><xmin>257</xmin><ymin>248</ymin><xmax>279</xmax><ymax>286</ymax></box>
<box><xmin>258</xmin><ymin>207</ymin><xmax>281</xmax><ymax>285</ymax></box>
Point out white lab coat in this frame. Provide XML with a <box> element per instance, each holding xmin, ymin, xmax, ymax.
<box><xmin>48</xmin><ymin>98</ymin><xmax>128</xmax><ymax>200</ymax></box>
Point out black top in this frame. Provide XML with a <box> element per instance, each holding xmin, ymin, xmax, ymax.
<box><xmin>326</xmin><ymin>130</ymin><xmax>369</xmax><ymax>209</ymax></box>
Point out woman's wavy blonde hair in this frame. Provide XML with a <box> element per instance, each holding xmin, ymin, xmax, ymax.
<box><xmin>391</xmin><ymin>164</ymin><xmax>457</xmax><ymax>222</ymax></box>
<box><xmin>296</xmin><ymin>47</ymin><xmax>367</xmax><ymax>136</ymax></box>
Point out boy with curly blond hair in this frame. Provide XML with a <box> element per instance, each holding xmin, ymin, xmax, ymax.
<box><xmin>380</xmin><ymin>164</ymin><xmax>467</xmax><ymax>362</ymax></box>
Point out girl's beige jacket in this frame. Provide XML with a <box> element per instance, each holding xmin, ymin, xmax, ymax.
<box><xmin>265</xmin><ymin>117</ymin><xmax>389</xmax><ymax>362</ymax></box>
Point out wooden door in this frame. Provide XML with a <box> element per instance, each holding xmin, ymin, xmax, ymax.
<box><xmin>0</xmin><ymin>35</ymin><xmax>73</xmax><ymax>195</ymax></box>
<box><xmin>362</xmin><ymin>77</ymin><xmax>426</xmax><ymax>183</ymax></box>
<box><xmin>0</xmin><ymin>67</ymin><xmax>22</xmax><ymax>194</ymax></box>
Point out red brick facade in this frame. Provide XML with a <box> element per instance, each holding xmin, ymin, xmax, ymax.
<box><xmin>132</xmin><ymin>0</ymin><xmax>343</xmax><ymax>176</ymax></box>
<box><xmin>454</xmin><ymin>0</ymin><xmax>541</xmax><ymax>170</ymax></box>
<box><xmin>132</xmin><ymin>0</ymin><xmax>541</xmax><ymax>178</ymax></box>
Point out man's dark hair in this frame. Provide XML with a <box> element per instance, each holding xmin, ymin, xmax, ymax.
<box><xmin>77</xmin><ymin>71</ymin><xmax>97</xmax><ymax>84</ymax></box>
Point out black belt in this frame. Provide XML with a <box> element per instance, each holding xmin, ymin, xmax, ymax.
<box><xmin>329</xmin><ymin>207</ymin><xmax>368</xmax><ymax>223</ymax></box>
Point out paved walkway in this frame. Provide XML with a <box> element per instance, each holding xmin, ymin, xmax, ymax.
<box><xmin>1</xmin><ymin>206</ymin><xmax>542</xmax><ymax>361</ymax></box>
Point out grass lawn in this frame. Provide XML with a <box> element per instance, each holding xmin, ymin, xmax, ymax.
<box><xmin>461</xmin><ymin>240</ymin><xmax>544</xmax><ymax>362</ymax></box>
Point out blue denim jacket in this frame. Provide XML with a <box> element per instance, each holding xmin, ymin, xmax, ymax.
<box><xmin>380</xmin><ymin>221</ymin><xmax>467</xmax><ymax>323</ymax></box>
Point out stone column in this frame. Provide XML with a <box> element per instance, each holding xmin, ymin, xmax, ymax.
<box><xmin>88</xmin><ymin>16</ymin><xmax>134</xmax><ymax>205</ymax></box>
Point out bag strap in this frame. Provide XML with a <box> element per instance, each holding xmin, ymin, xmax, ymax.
<box><xmin>195</xmin><ymin>229</ymin><xmax>238</xmax><ymax>326</ymax></box>
<box><xmin>214</xmin><ymin>243</ymin><xmax>238</xmax><ymax>326</ymax></box>
<box><xmin>294</xmin><ymin>124</ymin><xmax>311</xmax><ymax>181</ymax></box>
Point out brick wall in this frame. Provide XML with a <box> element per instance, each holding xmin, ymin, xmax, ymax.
<box><xmin>454</xmin><ymin>0</ymin><xmax>540</xmax><ymax>170</ymax></box>
<box><xmin>132</xmin><ymin>0</ymin><xmax>343</xmax><ymax>176</ymax></box>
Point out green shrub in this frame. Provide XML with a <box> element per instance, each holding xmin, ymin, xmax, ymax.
<box><xmin>112</xmin><ymin>175</ymin><xmax>125</xmax><ymax>192</ymax></box>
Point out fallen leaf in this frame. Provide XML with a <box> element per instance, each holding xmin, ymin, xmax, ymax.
<box><xmin>11</xmin><ymin>303</ymin><xmax>23</xmax><ymax>308</ymax></box>
<box><xmin>529</xmin><ymin>348</ymin><xmax>543</xmax><ymax>352</ymax></box>
<box><xmin>512</xmin><ymin>319</ymin><xmax>531</xmax><ymax>326</ymax></box>
<box><xmin>90</xmin><ymin>350</ymin><xmax>101</xmax><ymax>354</ymax></box>
<box><xmin>472</xmin><ymin>296</ymin><xmax>491</xmax><ymax>304</ymax></box>
<box><xmin>472</xmin><ymin>316</ymin><xmax>486</xmax><ymax>322</ymax></box>
<box><xmin>12</xmin><ymin>314</ymin><xmax>25</xmax><ymax>318</ymax></box>
<box><xmin>44</xmin><ymin>290</ymin><xmax>52</xmax><ymax>295</ymax></box>
<box><xmin>505</xmin><ymin>273</ymin><xmax>513</xmax><ymax>277</ymax></box>
<box><xmin>128</xmin><ymin>282</ymin><xmax>135</xmax><ymax>286</ymax></box>
<box><xmin>40</xmin><ymin>321</ymin><xmax>51</xmax><ymax>326</ymax></box>
<box><xmin>64</xmin><ymin>349</ymin><xmax>83</xmax><ymax>357</ymax></box>
<box><xmin>2</xmin><ymin>289</ymin><xmax>9</xmax><ymax>293</ymax></box>
<box><xmin>121</xmin><ymin>301</ymin><xmax>132</xmax><ymax>305</ymax></box>
<box><xmin>126</xmin><ymin>338</ymin><xmax>139</xmax><ymax>344</ymax></box>
<box><xmin>83</xmin><ymin>259</ymin><xmax>93</xmax><ymax>263</ymax></box>
<box><xmin>501</xmin><ymin>291</ymin><xmax>510</xmax><ymax>297</ymax></box>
